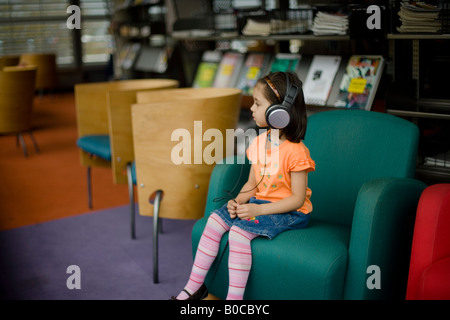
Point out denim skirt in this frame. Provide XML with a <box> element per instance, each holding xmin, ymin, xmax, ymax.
<box><xmin>212</xmin><ymin>197</ymin><xmax>310</xmax><ymax>240</ymax></box>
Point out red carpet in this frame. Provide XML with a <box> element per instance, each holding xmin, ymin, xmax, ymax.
<box><xmin>0</xmin><ymin>92</ymin><xmax>129</xmax><ymax>231</ymax></box>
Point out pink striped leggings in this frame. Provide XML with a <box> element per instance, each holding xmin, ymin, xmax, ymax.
<box><xmin>178</xmin><ymin>212</ymin><xmax>257</xmax><ymax>300</ymax></box>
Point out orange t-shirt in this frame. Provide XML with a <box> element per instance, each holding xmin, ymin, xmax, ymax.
<box><xmin>246</xmin><ymin>131</ymin><xmax>315</xmax><ymax>214</ymax></box>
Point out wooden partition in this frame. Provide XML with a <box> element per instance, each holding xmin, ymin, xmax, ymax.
<box><xmin>132</xmin><ymin>87</ymin><xmax>242</xmax><ymax>220</ymax></box>
<box><xmin>75</xmin><ymin>79</ymin><xmax>179</xmax><ymax>176</ymax></box>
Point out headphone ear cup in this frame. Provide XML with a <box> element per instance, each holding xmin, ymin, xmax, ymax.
<box><xmin>266</xmin><ymin>104</ymin><xmax>290</xmax><ymax>129</ymax></box>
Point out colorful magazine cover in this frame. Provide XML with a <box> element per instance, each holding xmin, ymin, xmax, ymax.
<box><xmin>192</xmin><ymin>51</ymin><xmax>222</xmax><ymax>88</ymax></box>
<box><xmin>213</xmin><ymin>51</ymin><xmax>244</xmax><ymax>88</ymax></box>
<box><xmin>269</xmin><ymin>53</ymin><xmax>301</xmax><ymax>73</ymax></box>
<box><xmin>236</xmin><ymin>52</ymin><xmax>271</xmax><ymax>96</ymax></box>
<box><xmin>334</xmin><ymin>55</ymin><xmax>385</xmax><ymax>110</ymax></box>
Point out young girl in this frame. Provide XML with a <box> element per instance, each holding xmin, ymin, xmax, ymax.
<box><xmin>172</xmin><ymin>71</ymin><xmax>315</xmax><ymax>300</ymax></box>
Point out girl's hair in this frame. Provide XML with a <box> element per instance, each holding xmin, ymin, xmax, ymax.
<box><xmin>257</xmin><ymin>72</ymin><xmax>307</xmax><ymax>143</ymax></box>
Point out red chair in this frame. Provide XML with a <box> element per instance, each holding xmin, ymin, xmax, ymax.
<box><xmin>407</xmin><ymin>184</ymin><xmax>450</xmax><ymax>300</ymax></box>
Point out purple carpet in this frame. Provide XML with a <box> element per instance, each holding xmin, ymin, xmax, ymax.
<box><xmin>0</xmin><ymin>205</ymin><xmax>197</xmax><ymax>300</ymax></box>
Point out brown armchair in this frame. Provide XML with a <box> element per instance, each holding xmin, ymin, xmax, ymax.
<box><xmin>0</xmin><ymin>66</ymin><xmax>39</xmax><ymax>157</ymax></box>
<box><xmin>19</xmin><ymin>53</ymin><xmax>57</xmax><ymax>93</ymax></box>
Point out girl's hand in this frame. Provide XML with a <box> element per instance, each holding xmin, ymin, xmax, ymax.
<box><xmin>227</xmin><ymin>199</ymin><xmax>238</xmax><ymax>219</ymax></box>
<box><xmin>236</xmin><ymin>203</ymin><xmax>260</xmax><ymax>220</ymax></box>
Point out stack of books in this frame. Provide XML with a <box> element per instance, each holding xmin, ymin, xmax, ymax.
<box><xmin>397</xmin><ymin>2</ymin><xmax>441</xmax><ymax>33</ymax></box>
<box><xmin>311</xmin><ymin>11</ymin><xmax>349</xmax><ymax>36</ymax></box>
<box><xmin>241</xmin><ymin>19</ymin><xmax>271</xmax><ymax>36</ymax></box>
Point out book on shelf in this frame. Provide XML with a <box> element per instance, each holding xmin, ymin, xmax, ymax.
<box><xmin>235</xmin><ymin>52</ymin><xmax>272</xmax><ymax>96</ymax></box>
<box><xmin>303</xmin><ymin>55</ymin><xmax>341</xmax><ymax>106</ymax></box>
<box><xmin>192</xmin><ymin>51</ymin><xmax>222</xmax><ymax>88</ymax></box>
<box><xmin>117</xmin><ymin>43</ymin><xmax>131</xmax><ymax>68</ymax></box>
<box><xmin>134</xmin><ymin>46</ymin><xmax>169</xmax><ymax>73</ymax></box>
<box><xmin>213</xmin><ymin>51</ymin><xmax>245</xmax><ymax>88</ymax></box>
<box><xmin>120</xmin><ymin>42</ymin><xmax>141</xmax><ymax>70</ymax></box>
<box><xmin>269</xmin><ymin>53</ymin><xmax>301</xmax><ymax>73</ymax></box>
<box><xmin>334</xmin><ymin>55</ymin><xmax>385</xmax><ymax>110</ymax></box>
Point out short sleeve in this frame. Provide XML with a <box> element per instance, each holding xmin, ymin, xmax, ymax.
<box><xmin>288</xmin><ymin>143</ymin><xmax>315</xmax><ymax>173</ymax></box>
<box><xmin>289</xmin><ymin>158</ymin><xmax>315</xmax><ymax>173</ymax></box>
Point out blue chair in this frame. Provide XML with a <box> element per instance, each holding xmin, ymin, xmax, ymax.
<box><xmin>192</xmin><ymin>110</ymin><xmax>427</xmax><ymax>299</ymax></box>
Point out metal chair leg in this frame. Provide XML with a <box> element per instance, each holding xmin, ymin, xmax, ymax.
<box><xmin>151</xmin><ymin>190</ymin><xmax>164</xmax><ymax>284</ymax></box>
<box><xmin>87</xmin><ymin>166</ymin><xmax>92</xmax><ymax>209</ymax></box>
<box><xmin>126</xmin><ymin>163</ymin><xmax>136</xmax><ymax>239</ymax></box>
<box><xmin>17</xmin><ymin>133</ymin><xmax>28</xmax><ymax>157</ymax></box>
<box><xmin>28</xmin><ymin>131</ymin><xmax>40</xmax><ymax>154</ymax></box>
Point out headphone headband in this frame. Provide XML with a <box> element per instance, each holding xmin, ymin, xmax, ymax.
<box><xmin>283</xmin><ymin>74</ymin><xmax>298</xmax><ymax>108</ymax></box>
<box><xmin>264</xmin><ymin>76</ymin><xmax>281</xmax><ymax>102</ymax></box>
<box><xmin>264</xmin><ymin>72</ymin><xmax>300</xmax><ymax>129</ymax></box>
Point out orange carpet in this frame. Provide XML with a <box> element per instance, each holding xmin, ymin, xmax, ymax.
<box><xmin>0</xmin><ymin>92</ymin><xmax>129</xmax><ymax>231</ymax></box>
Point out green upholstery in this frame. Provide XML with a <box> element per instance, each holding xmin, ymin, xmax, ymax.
<box><xmin>192</xmin><ymin>110</ymin><xmax>427</xmax><ymax>300</ymax></box>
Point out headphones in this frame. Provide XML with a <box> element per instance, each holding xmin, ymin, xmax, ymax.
<box><xmin>264</xmin><ymin>73</ymin><xmax>299</xmax><ymax>129</ymax></box>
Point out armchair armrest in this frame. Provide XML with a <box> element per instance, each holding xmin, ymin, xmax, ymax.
<box><xmin>418</xmin><ymin>257</ymin><xmax>450</xmax><ymax>299</ymax></box>
<box><xmin>203</xmin><ymin>156</ymin><xmax>251</xmax><ymax>218</ymax></box>
<box><xmin>192</xmin><ymin>156</ymin><xmax>250</xmax><ymax>263</ymax></box>
<box><xmin>344</xmin><ymin>177</ymin><xmax>426</xmax><ymax>300</ymax></box>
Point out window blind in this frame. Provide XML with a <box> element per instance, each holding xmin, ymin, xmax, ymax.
<box><xmin>0</xmin><ymin>0</ymin><xmax>112</xmax><ymax>66</ymax></box>
<box><xmin>80</xmin><ymin>0</ymin><xmax>113</xmax><ymax>64</ymax></box>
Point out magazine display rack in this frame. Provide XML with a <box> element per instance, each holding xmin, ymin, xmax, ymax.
<box><xmin>111</xmin><ymin>0</ymin><xmax>170</xmax><ymax>79</ymax></box>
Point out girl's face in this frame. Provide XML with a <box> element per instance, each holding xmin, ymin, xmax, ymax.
<box><xmin>250</xmin><ymin>82</ymin><xmax>271</xmax><ymax>127</ymax></box>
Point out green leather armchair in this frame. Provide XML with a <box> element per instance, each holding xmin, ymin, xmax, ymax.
<box><xmin>191</xmin><ymin>109</ymin><xmax>427</xmax><ymax>300</ymax></box>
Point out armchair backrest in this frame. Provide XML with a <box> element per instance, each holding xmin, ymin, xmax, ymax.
<box><xmin>0</xmin><ymin>55</ymin><xmax>20</xmax><ymax>69</ymax></box>
<box><xmin>407</xmin><ymin>184</ymin><xmax>450</xmax><ymax>299</ymax></box>
<box><xmin>19</xmin><ymin>53</ymin><xmax>57</xmax><ymax>90</ymax></box>
<box><xmin>0</xmin><ymin>66</ymin><xmax>37</xmax><ymax>133</ymax></box>
<box><xmin>304</xmin><ymin>110</ymin><xmax>419</xmax><ymax>226</ymax></box>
